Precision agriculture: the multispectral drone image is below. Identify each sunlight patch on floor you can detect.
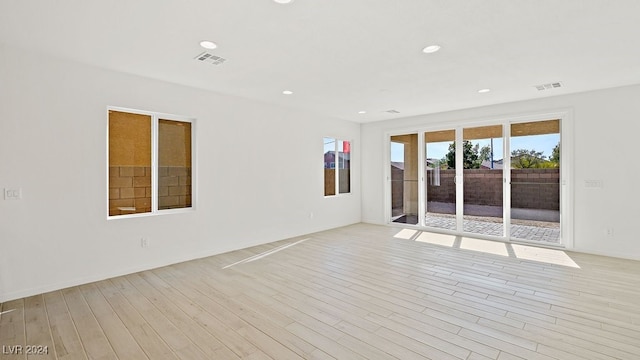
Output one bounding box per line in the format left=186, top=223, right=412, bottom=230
left=0, top=309, right=16, bottom=316
left=406, top=229, right=581, bottom=268
left=511, top=243, right=580, bottom=268
left=415, top=232, right=456, bottom=247
left=393, top=229, right=419, bottom=240
left=460, top=237, right=509, bottom=257
left=223, top=238, right=309, bottom=269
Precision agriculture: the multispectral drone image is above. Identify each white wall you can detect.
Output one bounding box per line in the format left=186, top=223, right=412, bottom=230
left=362, top=84, right=640, bottom=260
left=0, top=45, right=361, bottom=302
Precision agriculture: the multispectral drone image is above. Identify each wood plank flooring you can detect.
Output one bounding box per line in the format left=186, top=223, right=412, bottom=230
left=2, top=223, right=640, bottom=359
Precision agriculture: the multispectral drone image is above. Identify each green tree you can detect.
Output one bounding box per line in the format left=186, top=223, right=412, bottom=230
left=550, top=143, right=560, bottom=164
left=511, top=149, right=546, bottom=168
left=479, top=145, right=492, bottom=162
left=445, top=141, right=481, bottom=169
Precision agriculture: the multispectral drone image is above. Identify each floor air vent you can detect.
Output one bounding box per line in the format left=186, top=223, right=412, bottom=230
left=194, top=52, right=227, bottom=65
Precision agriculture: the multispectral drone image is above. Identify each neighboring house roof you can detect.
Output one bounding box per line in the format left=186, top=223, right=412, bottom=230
left=393, top=159, right=442, bottom=171
left=481, top=159, right=504, bottom=169
left=324, top=151, right=350, bottom=162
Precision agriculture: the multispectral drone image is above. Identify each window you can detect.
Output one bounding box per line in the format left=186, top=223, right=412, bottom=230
left=108, top=108, right=194, bottom=218
left=324, top=137, right=351, bottom=196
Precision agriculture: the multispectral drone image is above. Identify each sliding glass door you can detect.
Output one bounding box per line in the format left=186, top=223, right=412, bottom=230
left=509, top=120, right=561, bottom=244
left=424, top=130, right=456, bottom=230
left=389, top=118, right=564, bottom=246
left=390, top=134, right=419, bottom=225
left=462, top=125, right=504, bottom=236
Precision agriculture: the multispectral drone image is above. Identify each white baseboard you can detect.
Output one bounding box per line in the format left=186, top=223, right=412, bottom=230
left=0, top=248, right=230, bottom=303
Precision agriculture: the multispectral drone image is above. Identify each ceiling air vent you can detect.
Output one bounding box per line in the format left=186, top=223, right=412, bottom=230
left=385, top=109, right=400, bottom=114
left=194, top=52, right=227, bottom=65
left=534, top=82, right=562, bottom=91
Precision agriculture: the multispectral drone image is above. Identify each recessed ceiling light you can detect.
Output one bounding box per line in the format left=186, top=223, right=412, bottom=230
left=200, top=40, right=217, bottom=50
left=478, top=88, right=491, bottom=93
left=282, top=90, right=293, bottom=95
left=422, top=45, right=441, bottom=54
left=358, top=111, right=367, bottom=114
left=273, top=0, right=294, bottom=3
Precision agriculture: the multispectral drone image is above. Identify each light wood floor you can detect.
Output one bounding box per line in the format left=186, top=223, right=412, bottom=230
left=2, top=223, right=640, bottom=359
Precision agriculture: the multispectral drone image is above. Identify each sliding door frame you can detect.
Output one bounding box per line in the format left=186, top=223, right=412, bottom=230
left=384, top=109, right=573, bottom=249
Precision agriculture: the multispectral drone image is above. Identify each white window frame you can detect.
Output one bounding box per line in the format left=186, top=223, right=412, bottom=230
left=107, top=106, right=196, bottom=219
left=324, top=137, right=352, bottom=197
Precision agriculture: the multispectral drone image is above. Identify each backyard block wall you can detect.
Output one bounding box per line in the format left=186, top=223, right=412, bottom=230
left=391, top=166, right=404, bottom=210
left=109, top=166, right=192, bottom=216
left=108, top=166, right=151, bottom=216
left=158, top=166, right=192, bottom=210
left=426, top=168, right=559, bottom=210
left=510, top=168, right=559, bottom=210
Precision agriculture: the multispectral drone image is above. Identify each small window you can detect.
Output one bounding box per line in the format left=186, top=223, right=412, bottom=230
left=324, top=137, right=351, bottom=196
left=108, top=108, right=194, bottom=218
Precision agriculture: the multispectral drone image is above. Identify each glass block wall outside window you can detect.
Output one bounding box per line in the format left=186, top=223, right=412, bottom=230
left=108, top=109, right=194, bottom=218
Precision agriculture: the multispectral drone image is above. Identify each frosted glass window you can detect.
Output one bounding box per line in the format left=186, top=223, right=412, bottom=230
left=108, top=109, right=194, bottom=218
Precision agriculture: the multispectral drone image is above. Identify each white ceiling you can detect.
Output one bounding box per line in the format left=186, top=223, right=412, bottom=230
left=2, top=0, right=639, bottom=123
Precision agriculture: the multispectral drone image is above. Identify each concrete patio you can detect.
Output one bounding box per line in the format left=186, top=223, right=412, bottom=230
left=393, top=202, right=561, bottom=244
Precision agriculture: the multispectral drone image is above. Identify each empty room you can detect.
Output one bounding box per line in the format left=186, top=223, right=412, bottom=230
left=1, top=1, right=640, bottom=359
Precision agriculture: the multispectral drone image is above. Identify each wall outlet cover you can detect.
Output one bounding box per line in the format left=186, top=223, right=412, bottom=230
left=4, top=188, right=22, bottom=200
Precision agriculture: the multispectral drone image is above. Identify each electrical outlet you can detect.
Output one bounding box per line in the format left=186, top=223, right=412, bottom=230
left=585, top=180, right=603, bottom=188
left=4, top=188, right=22, bottom=200
left=605, top=228, right=614, bottom=237
left=141, top=238, right=149, bottom=248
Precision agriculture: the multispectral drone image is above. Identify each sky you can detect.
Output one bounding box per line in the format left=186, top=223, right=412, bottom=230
left=391, top=133, right=560, bottom=163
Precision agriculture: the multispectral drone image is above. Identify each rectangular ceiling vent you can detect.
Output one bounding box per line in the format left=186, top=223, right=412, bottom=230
left=385, top=109, right=400, bottom=114
left=194, top=52, right=227, bottom=65
left=534, top=82, right=562, bottom=91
